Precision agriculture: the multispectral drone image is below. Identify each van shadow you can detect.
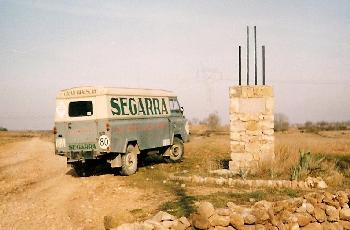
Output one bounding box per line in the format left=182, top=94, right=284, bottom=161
left=66, top=153, right=168, bottom=177
left=65, top=162, right=118, bottom=178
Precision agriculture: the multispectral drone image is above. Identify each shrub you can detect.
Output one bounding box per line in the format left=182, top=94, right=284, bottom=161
left=274, top=113, right=289, bottom=132
left=207, top=113, right=220, bottom=131
left=0, top=127, right=7, bottom=131
left=301, top=121, right=349, bottom=133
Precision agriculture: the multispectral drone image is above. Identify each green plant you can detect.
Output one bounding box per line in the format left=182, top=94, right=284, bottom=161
left=238, top=168, right=248, bottom=179
left=160, top=187, right=197, bottom=217
left=290, top=151, right=311, bottom=180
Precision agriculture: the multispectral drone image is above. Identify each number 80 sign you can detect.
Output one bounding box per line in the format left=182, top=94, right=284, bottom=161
left=98, top=135, right=110, bottom=149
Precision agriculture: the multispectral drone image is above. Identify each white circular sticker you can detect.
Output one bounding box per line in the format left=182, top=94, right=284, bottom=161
left=98, top=135, right=110, bottom=149
left=56, top=102, right=66, bottom=118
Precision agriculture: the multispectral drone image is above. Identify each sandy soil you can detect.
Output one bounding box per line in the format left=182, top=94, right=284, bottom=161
left=0, top=138, right=159, bottom=230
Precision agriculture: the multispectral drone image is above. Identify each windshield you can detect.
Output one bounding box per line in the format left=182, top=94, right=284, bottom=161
left=169, top=98, right=182, bottom=115
left=68, top=101, right=93, bottom=117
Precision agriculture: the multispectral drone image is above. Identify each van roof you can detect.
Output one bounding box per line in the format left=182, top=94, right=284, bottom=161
left=57, top=86, right=177, bottom=99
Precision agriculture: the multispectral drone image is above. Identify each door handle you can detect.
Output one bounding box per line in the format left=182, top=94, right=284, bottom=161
left=68, top=122, right=72, bottom=129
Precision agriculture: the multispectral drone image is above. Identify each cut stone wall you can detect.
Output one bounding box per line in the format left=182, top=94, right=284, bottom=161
left=229, top=86, right=275, bottom=173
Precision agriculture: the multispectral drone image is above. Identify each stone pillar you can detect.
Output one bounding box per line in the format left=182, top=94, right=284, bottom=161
left=229, top=86, right=274, bottom=173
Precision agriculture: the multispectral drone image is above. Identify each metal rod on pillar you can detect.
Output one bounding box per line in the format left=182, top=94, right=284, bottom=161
left=254, top=26, right=257, bottom=85
left=246, top=26, right=249, bottom=85
left=239, top=46, right=241, bottom=85
left=262, top=45, right=266, bottom=85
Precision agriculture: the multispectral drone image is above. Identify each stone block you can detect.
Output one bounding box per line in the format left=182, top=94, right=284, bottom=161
left=241, top=87, right=254, bottom=98
left=263, top=129, right=274, bottom=135
left=229, top=114, right=239, bottom=121
left=246, top=120, right=259, bottom=131
left=230, top=98, right=240, bottom=113
left=230, top=120, right=246, bottom=132
left=238, top=113, right=260, bottom=121
left=230, top=153, right=253, bottom=162
left=229, top=87, right=241, bottom=97
left=262, top=134, right=274, bottom=142
left=239, top=98, right=266, bottom=114
left=246, top=130, right=263, bottom=136
left=231, top=143, right=245, bottom=153
left=245, top=142, right=262, bottom=154
left=261, top=86, right=274, bottom=97
left=229, top=161, right=239, bottom=173
left=259, top=114, right=274, bottom=120
left=266, top=98, right=274, bottom=113
left=230, top=132, right=240, bottom=141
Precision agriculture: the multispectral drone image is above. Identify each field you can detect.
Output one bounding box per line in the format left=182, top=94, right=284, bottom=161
left=0, top=129, right=350, bottom=229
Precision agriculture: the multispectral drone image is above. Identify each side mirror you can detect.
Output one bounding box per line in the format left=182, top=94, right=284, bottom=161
left=180, top=107, right=184, bottom=114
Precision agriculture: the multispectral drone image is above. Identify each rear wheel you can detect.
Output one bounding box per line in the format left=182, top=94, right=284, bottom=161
left=164, top=137, right=184, bottom=163
left=120, top=145, right=138, bottom=176
left=72, top=162, right=91, bottom=177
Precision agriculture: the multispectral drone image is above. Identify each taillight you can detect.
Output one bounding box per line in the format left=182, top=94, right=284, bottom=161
left=106, top=123, right=110, bottom=131
left=53, top=127, right=57, bottom=135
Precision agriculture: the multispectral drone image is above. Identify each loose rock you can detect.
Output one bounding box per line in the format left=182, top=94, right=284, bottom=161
left=191, top=213, right=210, bottom=230
left=313, top=206, right=327, bottom=223
left=326, top=206, right=340, bottom=222
left=229, top=213, right=244, bottom=228
left=209, top=214, right=230, bottom=227
left=300, top=222, right=322, bottom=230
left=152, top=211, right=176, bottom=222
left=294, top=213, right=312, bottom=227
left=198, top=201, right=215, bottom=219
left=340, top=208, right=350, bottom=221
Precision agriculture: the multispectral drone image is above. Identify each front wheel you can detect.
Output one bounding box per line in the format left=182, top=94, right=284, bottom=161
left=164, top=137, right=184, bottom=163
left=120, top=145, right=138, bottom=176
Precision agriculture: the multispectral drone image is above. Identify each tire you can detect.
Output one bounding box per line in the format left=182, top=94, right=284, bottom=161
left=120, top=145, right=138, bottom=176
left=72, top=162, right=90, bottom=177
left=164, top=137, right=184, bottom=163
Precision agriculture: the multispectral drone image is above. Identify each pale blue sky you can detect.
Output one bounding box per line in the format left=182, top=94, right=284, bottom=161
left=1, top=0, right=350, bottom=130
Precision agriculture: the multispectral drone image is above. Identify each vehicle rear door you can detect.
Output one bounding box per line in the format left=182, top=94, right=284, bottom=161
left=61, top=99, right=98, bottom=152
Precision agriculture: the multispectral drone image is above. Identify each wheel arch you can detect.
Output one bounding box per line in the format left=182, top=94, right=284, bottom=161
left=173, top=134, right=183, bottom=143
left=124, top=139, right=141, bottom=154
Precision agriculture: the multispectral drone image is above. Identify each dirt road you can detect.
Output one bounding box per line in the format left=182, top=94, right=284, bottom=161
left=0, top=138, right=161, bottom=230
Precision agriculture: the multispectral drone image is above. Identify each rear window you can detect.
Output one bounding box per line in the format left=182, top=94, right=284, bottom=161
left=69, top=101, right=93, bottom=117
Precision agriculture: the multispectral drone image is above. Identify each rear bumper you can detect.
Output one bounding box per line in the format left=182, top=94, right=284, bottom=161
left=67, top=151, right=95, bottom=162
left=56, top=150, right=100, bottom=162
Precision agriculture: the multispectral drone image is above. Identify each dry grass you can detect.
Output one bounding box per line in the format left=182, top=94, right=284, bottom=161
left=1, top=128, right=350, bottom=217
left=0, top=131, right=45, bottom=146
left=271, top=130, right=350, bottom=182
left=275, top=130, right=350, bottom=156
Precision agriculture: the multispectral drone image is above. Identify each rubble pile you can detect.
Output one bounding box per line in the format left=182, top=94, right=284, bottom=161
left=110, top=190, right=350, bottom=230
left=169, top=174, right=328, bottom=190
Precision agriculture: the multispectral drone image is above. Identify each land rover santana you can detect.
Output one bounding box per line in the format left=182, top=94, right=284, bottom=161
left=54, top=86, right=189, bottom=176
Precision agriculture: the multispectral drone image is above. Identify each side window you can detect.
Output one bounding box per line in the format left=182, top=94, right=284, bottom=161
left=169, top=98, right=181, bottom=115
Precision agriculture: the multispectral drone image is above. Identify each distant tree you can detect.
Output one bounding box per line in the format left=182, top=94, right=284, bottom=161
left=0, top=127, right=8, bottom=131
left=190, top=118, right=199, bottom=125
left=274, top=113, right=289, bottom=132
left=207, top=112, right=221, bottom=131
